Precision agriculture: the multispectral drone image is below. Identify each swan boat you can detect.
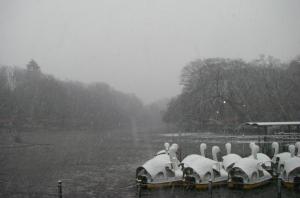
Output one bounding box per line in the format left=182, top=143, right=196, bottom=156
left=271, top=142, right=293, bottom=176
left=228, top=145, right=272, bottom=189
left=182, top=144, right=228, bottom=189
left=248, top=142, right=272, bottom=173
left=136, top=143, right=183, bottom=189
left=280, top=145, right=300, bottom=190
left=222, top=143, right=242, bottom=172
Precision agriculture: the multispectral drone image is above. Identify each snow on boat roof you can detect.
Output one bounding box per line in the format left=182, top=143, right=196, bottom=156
left=248, top=153, right=271, bottom=165
left=284, top=157, right=300, bottom=176
left=184, top=157, right=216, bottom=178
left=142, top=154, right=171, bottom=178
left=222, top=154, right=241, bottom=170
left=244, top=121, right=300, bottom=126
left=182, top=154, right=205, bottom=167
left=272, top=152, right=291, bottom=164
left=233, top=158, right=260, bottom=177
left=156, top=149, right=167, bottom=155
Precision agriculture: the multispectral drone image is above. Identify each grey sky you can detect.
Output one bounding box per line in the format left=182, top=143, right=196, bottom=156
left=0, top=0, right=300, bottom=103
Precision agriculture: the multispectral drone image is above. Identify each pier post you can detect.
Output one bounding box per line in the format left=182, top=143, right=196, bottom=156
left=277, top=177, right=281, bottom=198
left=58, top=180, right=62, bottom=198
left=208, top=179, right=212, bottom=198
left=137, top=182, right=142, bottom=198
left=171, top=184, right=175, bottom=196
left=242, top=133, right=245, bottom=156
left=258, top=136, right=261, bottom=153
left=276, top=157, right=280, bottom=176
left=263, top=135, right=267, bottom=156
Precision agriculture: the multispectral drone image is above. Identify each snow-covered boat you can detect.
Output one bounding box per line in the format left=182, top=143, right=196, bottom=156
left=248, top=142, right=272, bottom=172
left=182, top=144, right=228, bottom=189
left=222, top=143, right=242, bottom=172
left=280, top=145, right=300, bottom=190
left=228, top=145, right=272, bottom=189
left=180, top=143, right=207, bottom=170
left=271, top=142, right=293, bottom=176
left=136, top=143, right=183, bottom=189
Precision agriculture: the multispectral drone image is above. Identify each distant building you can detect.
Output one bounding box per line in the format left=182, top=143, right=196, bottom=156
left=242, top=121, right=300, bottom=135
left=26, top=59, right=41, bottom=72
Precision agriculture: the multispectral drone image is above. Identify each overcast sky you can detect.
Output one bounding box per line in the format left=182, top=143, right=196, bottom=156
left=0, top=0, right=300, bottom=103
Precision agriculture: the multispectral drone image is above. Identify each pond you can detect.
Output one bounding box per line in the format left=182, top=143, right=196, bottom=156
left=0, top=130, right=298, bottom=198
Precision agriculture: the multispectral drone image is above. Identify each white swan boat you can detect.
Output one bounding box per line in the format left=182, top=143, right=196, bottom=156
left=180, top=143, right=207, bottom=170
left=136, top=143, right=183, bottom=189
left=222, top=143, right=242, bottom=172
left=228, top=145, right=272, bottom=189
left=182, top=144, right=228, bottom=189
left=271, top=142, right=293, bottom=175
left=248, top=142, right=272, bottom=172
left=280, top=145, right=300, bottom=190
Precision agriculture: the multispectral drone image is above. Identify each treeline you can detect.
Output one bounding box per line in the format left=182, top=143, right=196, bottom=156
left=163, top=55, right=300, bottom=132
left=0, top=60, right=162, bottom=131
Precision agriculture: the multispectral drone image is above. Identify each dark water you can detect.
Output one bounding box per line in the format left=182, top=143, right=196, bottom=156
left=0, top=130, right=299, bottom=198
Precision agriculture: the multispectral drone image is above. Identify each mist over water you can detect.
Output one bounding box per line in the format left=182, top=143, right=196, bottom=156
left=1, top=0, right=300, bottom=103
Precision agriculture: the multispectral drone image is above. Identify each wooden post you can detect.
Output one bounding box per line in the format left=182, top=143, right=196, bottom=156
left=179, top=130, right=182, bottom=161
left=208, top=179, right=212, bottom=198
left=242, top=133, right=245, bottom=156
left=58, top=180, right=62, bottom=198
left=264, top=126, right=268, bottom=135
left=179, top=147, right=182, bottom=162
left=263, top=135, right=267, bottom=156
left=258, top=136, right=261, bottom=153
left=277, top=177, right=281, bottom=198
left=171, top=184, right=175, bottom=196
left=137, top=183, right=141, bottom=198
left=263, top=126, right=268, bottom=154
left=274, top=157, right=280, bottom=177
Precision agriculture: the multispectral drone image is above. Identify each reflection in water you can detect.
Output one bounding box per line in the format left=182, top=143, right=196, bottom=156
left=136, top=183, right=298, bottom=198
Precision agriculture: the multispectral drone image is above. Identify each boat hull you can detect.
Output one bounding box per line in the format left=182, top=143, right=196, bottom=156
left=194, top=180, right=227, bottom=190
left=282, top=180, right=300, bottom=190
left=138, top=180, right=184, bottom=189
left=282, top=181, right=294, bottom=189
left=228, top=179, right=270, bottom=190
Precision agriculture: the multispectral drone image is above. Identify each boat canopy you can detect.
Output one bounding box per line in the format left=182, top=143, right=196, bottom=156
left=156, top=150, right=167, bottom=155
left=248, top=153, right=271, bottom=167
left=232, top=158, right=260, bottom=177
left=182, top=154, right=205, bottom=167
left=284, top=157, right=300, bottom=176
left=222, top=154, right=241, bottom=170
left=272, top=152, right=291, bottom=164
left=142, top=154, right=171, bottom=178
left=184, top=157, right=216, bottom=178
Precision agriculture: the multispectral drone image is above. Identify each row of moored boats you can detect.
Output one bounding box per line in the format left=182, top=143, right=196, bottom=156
left=136, top=142, right=300, bottom=190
